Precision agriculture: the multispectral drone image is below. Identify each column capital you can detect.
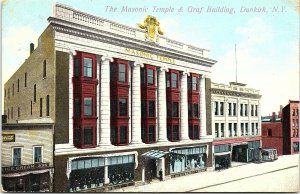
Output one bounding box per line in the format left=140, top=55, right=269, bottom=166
left=159, top=65, right=169, bottom=72
left=101, top=53, right=113, bottom=63
left=181, top=69, right=190, bottom=76
left=68, top=49, right=76, bottom=56
left=132, top=61, right=144, bottom=68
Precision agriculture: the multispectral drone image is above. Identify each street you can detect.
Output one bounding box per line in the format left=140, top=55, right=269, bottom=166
left=111, top=154, right=299, bottom=192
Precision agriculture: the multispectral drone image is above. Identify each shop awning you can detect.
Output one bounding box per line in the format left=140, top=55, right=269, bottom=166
left=2, top=168, right=51, bottom=178
left=141, top=150, right=169, bottom=159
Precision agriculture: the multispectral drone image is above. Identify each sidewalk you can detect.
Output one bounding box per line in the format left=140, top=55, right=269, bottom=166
left=109, top=154, right=299, bottom=192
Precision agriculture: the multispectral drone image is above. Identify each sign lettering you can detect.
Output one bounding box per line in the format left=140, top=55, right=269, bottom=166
left=125, top=48, right=176, bottom=64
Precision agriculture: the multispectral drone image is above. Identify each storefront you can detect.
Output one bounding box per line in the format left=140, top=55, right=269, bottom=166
left=214, top=144, right=231, bottom=170
left=247, top=141, right=261, bottom=162
left=2, top=163, right=52, bottom=192
left=169, top=146, right=207, bottom=174
left=68, top=153, right=136, bottom=192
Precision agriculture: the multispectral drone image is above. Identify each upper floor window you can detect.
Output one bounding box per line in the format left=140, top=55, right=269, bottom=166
left=167, top=125, right=180, bottom=142
left=171, top=73, right=178, bottom=88
left=40, top=98, right=43, bottom=117
left=228, top=103, right=232, bottom=116
left=220, top=123, right=224, bottom=137
left=33, top=146, right=42, bottom=163
left=166, top=73, right=170, bottom=88
left=189, top=125, right=199, bottom=140
left=240, top=104, right=244, bottom=116
left=220, top=102, right=224, bottom=116
left=43, top=60, right=47, bottom=78
left=255, top=105, right=258, bottom=116
left=148, top=101, right=155, bottom=117
left=17, top=79, right=19, bottom=92
left=83, top=58, right=93, bottom=77
left=13, top=147, right=22, bottom=166
left=215, top=123, right=219, bottom=138
left=74, top=58, right=80, bottom=77
left=252, top=123, right=255, bottom=135
left=25, top=72, right=27, bottom=87
left=118, top=64, right=126, bottom=82
left=233, top=103, right=237, bottom=116
left=245, top=104, right=248, bottom=116
left=193, top=103, right=199, bottom=117
left=46, top=95, right=50, bottom=116
left=8, top=88, right=10, bottom=99
left=241, top=123, right=244, bottom=136
left=214, top=101, right=219, bottom=115
left=119, top=98, right=127, bottom=116
left=12, top=84, right=14, bottom=96
left=228, top=123, right=232, bottom=137
left=74, top=97, right=81, bottom=116
left=34, top=84, right=36, bottom=102
left=147, top=69, right=154, bottom=85
left=192, top=76, right=198, bottom=91
left=84, top=97, right=92, bottom=116
left=84, top=127, right=93, bottom=145
left=251, top=105, right=254, bottom=116
left=234, top=123, right=237, bottom=136
left=267, top=129, right=272, bottom=136
left=18, top=107, right=20, bottom=118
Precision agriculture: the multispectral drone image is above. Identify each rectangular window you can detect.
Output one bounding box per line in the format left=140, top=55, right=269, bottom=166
left=245, top=104, right=248, bottom=116
left=141, top=100, right=146, bottom=118
left=256, top=123, right=259, bottom=135
left=221, top=123, right=224, bottom=137
left=251, top=105, right=254, bottom=116
left=148, top=101, right=155, bottom=117
left=74, top=128, right=81, bottom=145
left=147, top=69, right=154, bottom=85
left=34, top=84, right=36, bottom=102
left=234, top=123, right=237, bottom=136
left=119, top=98, right=127, bottom=116
left=171, top=73, right=178, bottom=88
left=228, top=103, right=232, bottom=116
left=84, top=127, right=93, bottom=145
left=84, top=97, right=92, bottom=116
left=8, top=108, right=10, bottom=120
left=11, top=107, right=13, bottom=119
left=13, top=147, right=21, bottom=166
left=241, top=123, right=244, bottom=136
left=120, top=126, right=127, bottom=144
left=46, top=95, right=50, bottom=116
left=110, top=63, right=115, bottom=81
left=192, top=76, right=197, bottom=91
left=255, top=105, right=258, bottom=116
left=33, top=146, right=42, bottom=163
left=17, top=79, right=19, bottom=92
left=268, top=129, right=272, bottom=136
left=12, top=84, right=14, bottom=96
left=240, top=104, right=243, bottom=116
left=8, top=88, right=10, bottom=99
left=188, top=103, right=192, bottom=117
left=74, top=98, right=81, bottom=116
left=40, top=98, right=43, bottom=117
left=43, top=60, right=47, bottom=78
left=214, top=101, right=219, bottom=115
left=245, top=123, right=249, bottom=135
left=172, top=125, right=179, bottom=141
left=18, top=107, right=20, bottom=118
left=110, top=99, right=117, bottom=117
left=215, top=123, right=219, bottom=138
left=25, top=72, right=27, bottom=87
left=110, top=126, right=117, bottom=145
left=31, top=101, right=32, bottom=115
left=83, top=58, right=93, bottom=77
left=293, top=142, right=299, bottom=152
left=193, top=104, right=199, bottom=117
left=167, top=102, right=172, bottom=117
left=193, top=125, right=199, bottom=139
left=220, top=102, right=224, bottom=115
left=172, top=102, right=179, bottom=117
left=229, top=123, right=232, bottom=137
left=233, top=103, right=237, bottom=116
left=119, top=64, right=126, bottom=82
left=166, top=73, right=170, bottom=88
left=74, top=58, right=80, bottom=77
left=252, top=123, right=254, bottom=135
left=148, top=125, right=155, bottom=143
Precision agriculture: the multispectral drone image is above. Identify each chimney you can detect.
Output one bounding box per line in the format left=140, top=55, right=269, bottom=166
left=30, top=43, right=34, bottom=54
left=272, top=112, right=276, bottom=122
left=278, top=105, right=283, bottom=118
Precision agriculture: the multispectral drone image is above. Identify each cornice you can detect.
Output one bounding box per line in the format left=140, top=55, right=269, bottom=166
left=48, top=17, right=217, bottom=67
left=211, top=88, right=261, bottom=99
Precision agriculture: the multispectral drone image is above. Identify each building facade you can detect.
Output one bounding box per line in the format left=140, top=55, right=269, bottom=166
left=211, top=82, right=262, bottom=169
left=4, top=4, right=217, bottom=192
left=282, top=100, right=299, bottom=155
left=1, top=123, right=54, bottom=192
left=261, top=111, right=283, bottom=155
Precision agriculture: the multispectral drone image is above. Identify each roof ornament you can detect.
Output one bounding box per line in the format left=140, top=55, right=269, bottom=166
left=138, top=15, right=164, bottom=43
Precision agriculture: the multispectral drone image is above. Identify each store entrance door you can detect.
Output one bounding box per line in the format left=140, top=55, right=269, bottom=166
left=232, top=144, right=248, bottom=162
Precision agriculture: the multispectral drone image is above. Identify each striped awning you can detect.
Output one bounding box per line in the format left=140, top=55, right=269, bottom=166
left=141, top=150, right=169, bottom=159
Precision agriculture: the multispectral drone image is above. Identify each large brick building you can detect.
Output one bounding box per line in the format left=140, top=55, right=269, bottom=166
left=4, top=4, right=218, bottom=192
left=211, top=82, right=262, bottom=169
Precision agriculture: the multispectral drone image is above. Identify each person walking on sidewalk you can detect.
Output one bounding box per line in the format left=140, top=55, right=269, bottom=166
left=159, top=169, right=163, bottom=181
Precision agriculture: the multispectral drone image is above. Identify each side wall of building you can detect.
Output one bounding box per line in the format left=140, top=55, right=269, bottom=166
left=205, top=78, right=212, bottom=135
left=4, top=26, right=55, bottom=124
left=261, top=122, right=283, bottom=155
left=55, top=51, right=70, bottom=144
left=282, top=105, right=291, bottom=155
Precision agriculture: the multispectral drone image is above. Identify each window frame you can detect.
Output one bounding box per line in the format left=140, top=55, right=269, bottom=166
left=46, top=95, right=50, bottom=116
left=119, top=97, right=128, bottom=117
left=43, top=60, right=47, bottom=78
left=33, top=146, right=43, bottom=164
left=111, top=125, right=128, bottom=146
left=83, top=57, right=93, bottom=78
left=147, top=68, right=155, bottom=86
left=118, top=63, right=126, bottom=82
left=40, top=98, right=43, bottom=117
left=83, top=127, right=93, bottom=145
left=83, top=97, right=93, bottom=116
left=12, top=147, right=23, bottom=166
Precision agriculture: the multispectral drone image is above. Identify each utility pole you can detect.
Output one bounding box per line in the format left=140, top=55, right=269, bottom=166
left=235, top=44, right=238, bottom=83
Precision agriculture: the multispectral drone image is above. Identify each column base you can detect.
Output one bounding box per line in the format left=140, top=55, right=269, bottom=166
left=157, top=139, right=169, bottom=143
left=130, top=141, right=143, bottom=145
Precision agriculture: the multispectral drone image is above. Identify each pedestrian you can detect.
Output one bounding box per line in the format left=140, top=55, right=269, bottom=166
left=159, top=169, right=163, bottom=181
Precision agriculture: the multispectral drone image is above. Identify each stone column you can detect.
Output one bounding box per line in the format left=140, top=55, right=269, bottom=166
left=96, top=55, right=101, bottom=145
left=199, top=75, right=207, bottom=138
left=157, top=66, right=168, bottom=142
left=224, top=98, right=229, bottom=137
left=247, top=99, right=251, bottom=135
left=237, top=98, right=241, bottom=136
left=180, top=71, right=189, bottom=141
left=258, top=103, right=261, bottom=135
left=130, top=62, right=144, bottom=144
left=104, top=158, right=109, bottom=185
left=99, top=55, right=113, bottom=146
left=68, top=49, right=76, bottom=146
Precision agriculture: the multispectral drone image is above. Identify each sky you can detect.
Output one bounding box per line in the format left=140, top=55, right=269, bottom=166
left=1, top=0, right=299, bottom=116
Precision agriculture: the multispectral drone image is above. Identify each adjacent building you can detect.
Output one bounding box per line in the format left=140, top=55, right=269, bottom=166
left=4, top=4, right=217, bottom=192
left=261, top=100, right=299, bottom=155
left=1, top=123, right=54, bottom=192
left=282, top=100, right=299, bottom=154
left=211, top=82, right=262, bottom=169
